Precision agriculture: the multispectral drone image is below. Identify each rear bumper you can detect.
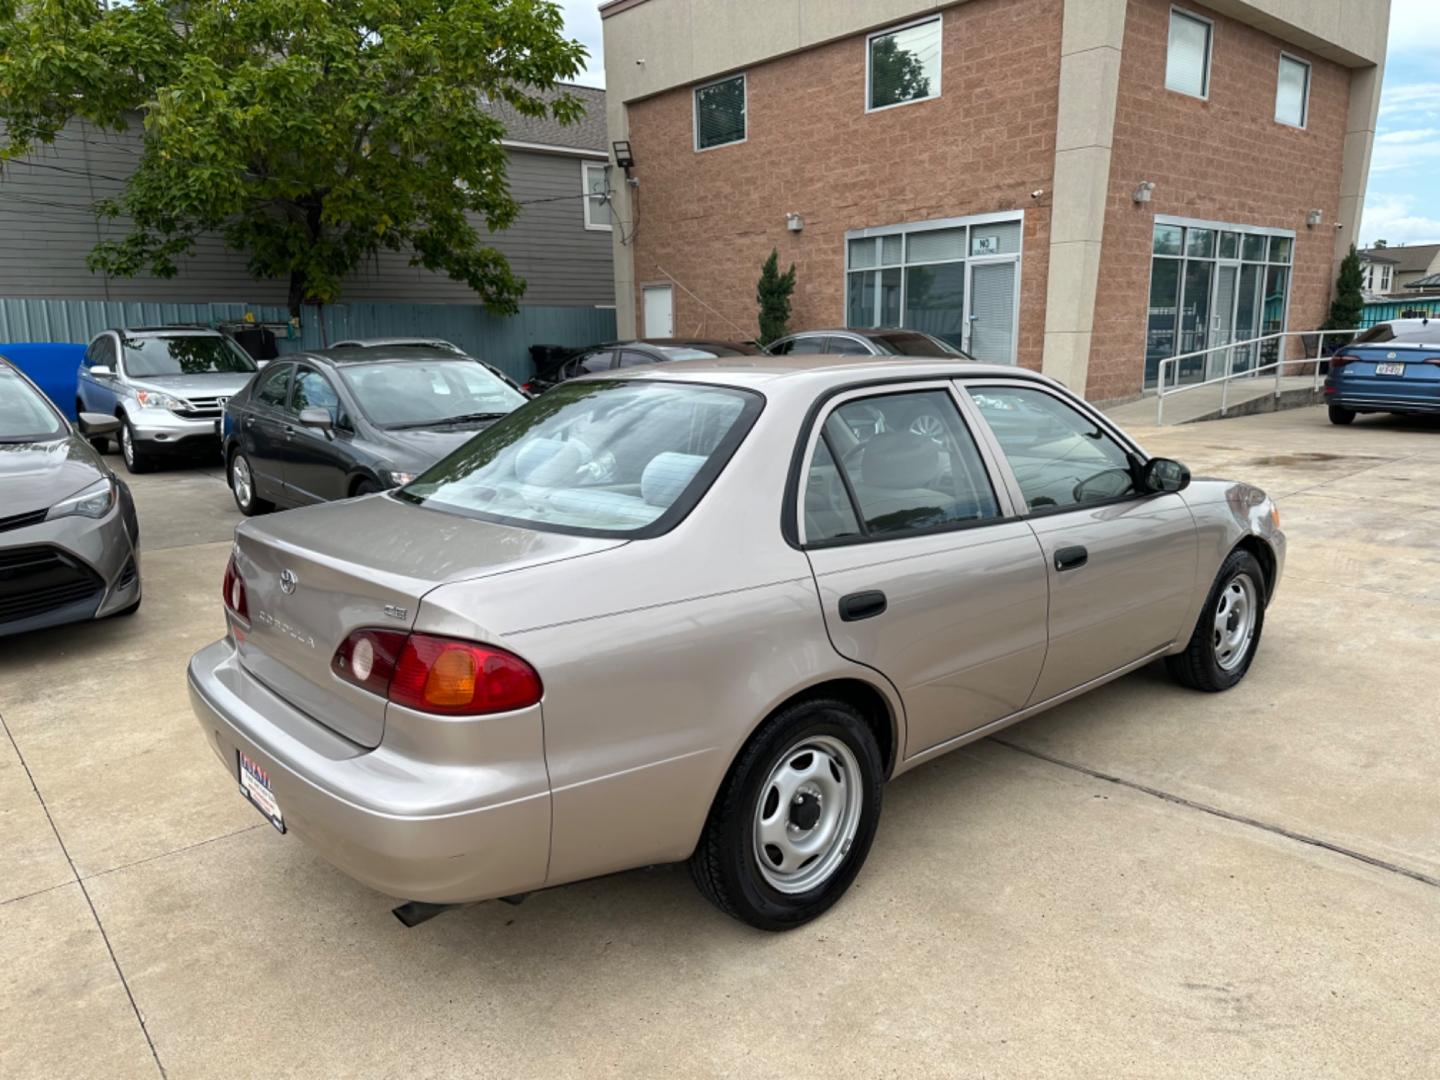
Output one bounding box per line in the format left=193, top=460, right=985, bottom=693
left=186, top=639, right=551, bottom=903
left=1327, top=376, right=1440, bottom=414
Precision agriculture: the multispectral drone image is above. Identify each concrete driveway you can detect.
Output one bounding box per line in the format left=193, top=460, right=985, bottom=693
left=3, top=407, right=1438, bottom=1079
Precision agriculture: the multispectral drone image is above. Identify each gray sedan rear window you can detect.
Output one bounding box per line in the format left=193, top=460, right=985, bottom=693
left=397, top=380, right=763, bottom=536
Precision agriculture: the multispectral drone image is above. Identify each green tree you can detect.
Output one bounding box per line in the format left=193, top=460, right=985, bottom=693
left=1322, top=244, right=1365, bottom=351
left=0, top=0, right=586, bottom=316
left=756, top=248, right=797, bottom=346
left=869, top=35, right=932, bottom=108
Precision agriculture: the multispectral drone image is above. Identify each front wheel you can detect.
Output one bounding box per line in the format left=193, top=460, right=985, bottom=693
left=1328, top=404, right=1355, bottom=425
left=1166, top=549, right=1266, bottom=692
left=119, top=419, right=154, bottom=474
left=689, top=698, right=884, bottom=931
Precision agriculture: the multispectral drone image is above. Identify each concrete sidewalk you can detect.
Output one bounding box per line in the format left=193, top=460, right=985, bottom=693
left=3, top=408, right=1439, bottom=1078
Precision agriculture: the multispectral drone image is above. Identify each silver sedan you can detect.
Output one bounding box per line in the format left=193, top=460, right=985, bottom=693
left=188, top=357, right=1284, bottom=930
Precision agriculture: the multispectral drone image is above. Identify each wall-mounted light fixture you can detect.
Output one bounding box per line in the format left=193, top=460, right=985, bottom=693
left=1132, top=181, right=1155, bottom=204
left=786, top=212, right=804, bottom=233
left=612, top=140, right=636, bottom=180
left=1306, top=208, right=1324, bottom=228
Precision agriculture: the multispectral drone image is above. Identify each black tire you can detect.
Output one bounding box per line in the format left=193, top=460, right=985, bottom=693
left=1328, top=404, right=1356, bottom=425
left=228, top=451, right=274, bottom=516
left=352, top=479, right=381, bottom=497
left=119, top=418, right=155, bottom=474
left=689, top=697, right=884, bottom=931
left=1166, top=549, right=1266, bottom=692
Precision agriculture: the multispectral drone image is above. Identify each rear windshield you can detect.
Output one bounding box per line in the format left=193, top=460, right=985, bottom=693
left=340, top=359, right=526, bottom=427
left=868, top=332, right=963, bottom=357
left=122, top=335, right=257, bottom=377
left=396, top=380, right=763, bottom=536
left=0, top=365, right=66, bottom=442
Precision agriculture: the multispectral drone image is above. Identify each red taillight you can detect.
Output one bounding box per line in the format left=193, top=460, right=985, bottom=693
left=332, top=630, right=542, bottom=715
left=1329, top=354, right=1354, bottom=371
left=222, top=555, right=249, bottom=620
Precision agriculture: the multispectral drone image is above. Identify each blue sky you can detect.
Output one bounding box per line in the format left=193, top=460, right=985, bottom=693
left=559, top=0, right=1439, bottom=246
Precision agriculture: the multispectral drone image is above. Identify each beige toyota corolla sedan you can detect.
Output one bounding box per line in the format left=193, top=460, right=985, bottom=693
left=188, top=357, right=1284, bottom=930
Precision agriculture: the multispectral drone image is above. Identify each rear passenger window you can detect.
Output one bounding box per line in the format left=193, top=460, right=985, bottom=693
left=254, top=365, right=291, bottom=408
left=802, top=389, right=1000, bottom=543
left=828, top=337, right=872, bottom=356
left=788, top=337, right=830, bottom=355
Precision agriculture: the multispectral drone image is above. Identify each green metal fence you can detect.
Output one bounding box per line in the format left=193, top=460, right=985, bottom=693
left=0, top=298, right=616, bottom=380
left=1360, top=297, right=1440, bottom=328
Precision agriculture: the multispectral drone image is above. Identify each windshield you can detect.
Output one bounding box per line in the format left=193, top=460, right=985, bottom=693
left=0, top=365, right=66, bottom=442
left=340, top=359, right=526, bottom=427
left=397, top=380, right=763, bottom=535
left=121, top=335, right=257, bottom=377
left=869, top=332, right=963, bottom=357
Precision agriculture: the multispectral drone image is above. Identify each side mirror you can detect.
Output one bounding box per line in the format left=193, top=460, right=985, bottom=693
left=78, top=413, right=121, bottom=437
left=1141, top=457, right=1190, bottom=494
left=298, top=407, right=334, bottom=433
left=89, top=364, right=113, bottom=377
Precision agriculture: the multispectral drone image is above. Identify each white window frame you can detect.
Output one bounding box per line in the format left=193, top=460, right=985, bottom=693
left=865, top=14, right=943, bottom=114
left=1275, top=52, right=1311, bottom=129
left=692, top=72, right=747, bottom=153
left=581, top=161, right=612, bottom=232
left=1165, top=6, right=1213, bottom=101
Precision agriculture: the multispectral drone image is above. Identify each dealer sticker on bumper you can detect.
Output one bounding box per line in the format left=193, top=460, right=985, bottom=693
left=238, top=749, right=285, bottom=833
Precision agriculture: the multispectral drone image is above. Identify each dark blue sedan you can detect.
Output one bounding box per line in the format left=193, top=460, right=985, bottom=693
left=1325, top=319, right=1440, bottom=425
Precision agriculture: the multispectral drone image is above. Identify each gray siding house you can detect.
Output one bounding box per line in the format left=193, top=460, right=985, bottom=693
left=0, top=84, right=615, bottom=377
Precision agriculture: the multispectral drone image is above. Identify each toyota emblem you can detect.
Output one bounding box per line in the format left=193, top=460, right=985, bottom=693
left=279, top=569, right=298, bottom=595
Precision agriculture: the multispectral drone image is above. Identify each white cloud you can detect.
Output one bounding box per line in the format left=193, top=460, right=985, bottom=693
left=1387, top=0, right=1440, bottom=55
left=1376, top=127, right=1440, bottom=144
left=1360, top=194, right=1440, bottom=247
left=558, top=0, right=606, bottom=87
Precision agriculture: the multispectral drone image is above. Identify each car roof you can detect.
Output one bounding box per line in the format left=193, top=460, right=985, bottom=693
left=287, top=346, right=481, bottom=366
left=103, top=326, right=225, bottom=338
left=583, top=354, right=1056, bottom=392
left=331, top=336, right=459, bottom=348
left=780, top=328, right=934, bottom=340
left=590, top=338, right=761, bottom=352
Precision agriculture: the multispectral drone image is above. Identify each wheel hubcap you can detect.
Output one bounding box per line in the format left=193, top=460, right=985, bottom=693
left=121, top=424, right=133, bottom=465
left=232, top=457, right=253, bottom=507
left=1212, top=572, right=1258, bottom=671
left=752, top=734, right=863, bottom=894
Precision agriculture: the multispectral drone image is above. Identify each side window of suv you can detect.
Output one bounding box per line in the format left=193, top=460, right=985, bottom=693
left=87, top=336, right=116, bottom=370
left=254, top=364, right=292, bottom=409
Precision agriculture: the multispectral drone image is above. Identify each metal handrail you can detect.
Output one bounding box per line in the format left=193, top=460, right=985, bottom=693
left=1155, top=328, right=1364, bottom=424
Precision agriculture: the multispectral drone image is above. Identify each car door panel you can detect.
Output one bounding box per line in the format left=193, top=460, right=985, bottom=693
left=282, top=366, right=351, bottom=504
left=243, top=364, right=293, bottom=503
left=799, top=384, right=1049, bottom=758
left=963, top=381, right=1200, bottom=703
left=1023, top=496, right=1197, bottom=702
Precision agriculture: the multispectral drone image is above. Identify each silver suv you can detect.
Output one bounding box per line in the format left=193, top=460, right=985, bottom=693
left=77, top=327, right=261, bottom=473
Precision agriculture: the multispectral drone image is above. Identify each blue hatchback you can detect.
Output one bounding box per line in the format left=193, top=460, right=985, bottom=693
left=1324, top=319, right=1440, bottom=425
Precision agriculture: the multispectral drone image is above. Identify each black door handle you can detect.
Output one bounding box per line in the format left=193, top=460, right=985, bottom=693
left=839, top=590, right=887, bottom=622
left=1054, top=545, right=1088, bottom=572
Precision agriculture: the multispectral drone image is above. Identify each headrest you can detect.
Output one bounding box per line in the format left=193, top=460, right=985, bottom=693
left=515, top=438, right=582, bottom=485
left=641, top=452, right=705, bottom=507
left=860, top=432, right=940, bottom=489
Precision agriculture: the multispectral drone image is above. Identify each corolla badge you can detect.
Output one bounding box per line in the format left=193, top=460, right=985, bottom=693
left=279, top=569, right=298, bottom=595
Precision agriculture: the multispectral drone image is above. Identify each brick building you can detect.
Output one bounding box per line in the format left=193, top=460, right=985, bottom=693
left=597, top=0, right=1389, bottom=402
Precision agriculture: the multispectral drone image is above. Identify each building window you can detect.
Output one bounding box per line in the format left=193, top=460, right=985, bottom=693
left=867, top=16, right=942, bottom=112
left=1275, top=53, right=1311, bottom=127
left=844, top=214, right=1022, bottom=363
left=1166, top=8, right=1212, bottom=99
left=694, top=74, right=746, bottom=151
left=1147, top=218, right=1296, bottom=389
left=582, top=162, right=611, bottom=231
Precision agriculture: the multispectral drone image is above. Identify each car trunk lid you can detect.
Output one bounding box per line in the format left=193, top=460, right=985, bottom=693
left=231, top=493, right=624, bottom=747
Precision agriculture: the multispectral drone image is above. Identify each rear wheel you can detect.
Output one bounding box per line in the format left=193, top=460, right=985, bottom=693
left=229, top=452, right=273, bottom=515
left=1166, top=549, right=1265, bottom=692
left=689, top=698, right=884, bottom=931
left=1328, top=404, right=1355, bottom=425
left=119, top=419, right=157, bottom=474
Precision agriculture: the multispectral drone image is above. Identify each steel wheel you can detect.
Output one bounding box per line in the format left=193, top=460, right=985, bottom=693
left=231, top=455, right=254, bottom=509
left=1213, top=571, right=1258, bottom=671
left=752, top=734, right=864, bottom=895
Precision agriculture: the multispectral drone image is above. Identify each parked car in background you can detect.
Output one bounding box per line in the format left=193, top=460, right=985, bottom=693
left=77, top=326, right=261, bottom=474
left=766, top=328, right=970, bottom=359
left=332, top=337, right=466, bottom=354
left=224, top=346, right=527, bottom=515
left=1325, top=319, right=1440, bottom=425
left=1, top=354, right=141, bottom=636
left=189, top=356, right=1283, bottom=931
left=522, top=338, right=762, bottom=394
